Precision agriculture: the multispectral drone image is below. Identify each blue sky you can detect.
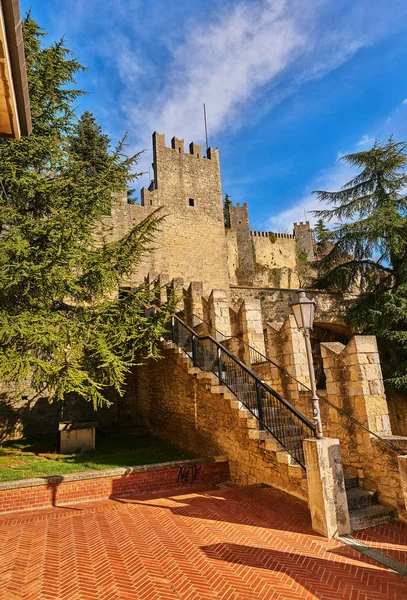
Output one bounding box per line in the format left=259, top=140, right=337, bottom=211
left=22, top=0, right=407, bottom=231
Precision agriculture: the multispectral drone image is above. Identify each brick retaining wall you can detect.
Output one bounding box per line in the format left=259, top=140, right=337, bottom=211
left=0, top=456, right=229, bottom=514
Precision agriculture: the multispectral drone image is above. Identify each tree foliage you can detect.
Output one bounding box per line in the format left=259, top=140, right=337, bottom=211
left=312, top=138, right=407, bottom=391
left=223, top=193, right=232, bottom=228
left=314, top=218, right=330, bottom=245
left=0, top=16, right=172, bottom=408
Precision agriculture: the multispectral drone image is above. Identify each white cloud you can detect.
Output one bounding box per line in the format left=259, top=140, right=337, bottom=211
left=403, top=98, right=407, bottom=105
left=357, top=134, right=375, bottom=146
left=122, top=0, right=379, bottom=152
left=128, top=1, right=307, bottom=146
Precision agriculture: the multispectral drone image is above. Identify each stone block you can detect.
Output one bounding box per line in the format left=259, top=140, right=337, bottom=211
left=59, top=422, right=96, bottom=454
left=303, top=437, right=351, bottom=538
left=353, top=336, right=378, bottom=354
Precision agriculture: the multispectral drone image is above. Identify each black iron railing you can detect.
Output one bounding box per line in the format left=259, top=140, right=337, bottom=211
left=164, top=315, right=316, bottom=469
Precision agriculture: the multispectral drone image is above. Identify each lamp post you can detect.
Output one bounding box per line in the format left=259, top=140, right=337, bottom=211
left=290, top=290, right=323, bottom=438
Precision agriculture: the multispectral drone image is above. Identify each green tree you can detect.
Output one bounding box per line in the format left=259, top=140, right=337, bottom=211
left=314, top=218, right=330, bottom=246
left=69, top=111, right=111, bottom=175
left=223, top=193, right=232, bottom=228
left=312, top=138, right=407, bottom=391
left=0, top=16, right=172, bottom=409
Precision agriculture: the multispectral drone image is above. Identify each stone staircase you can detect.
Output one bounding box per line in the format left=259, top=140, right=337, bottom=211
left=345, top=476, right=396, bottom=531
left=163, top=340, right=308, bottom=495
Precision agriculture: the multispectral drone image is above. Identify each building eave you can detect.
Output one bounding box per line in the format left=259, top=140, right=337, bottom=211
left=0, top=0, right=31, bottom=139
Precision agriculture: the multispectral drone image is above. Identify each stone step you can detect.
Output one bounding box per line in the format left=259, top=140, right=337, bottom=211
left=346, top=488, right=376, bottom=510
left=344, top=477, right=359, bottom=490
left=248, top=429, right=272, bottom=441
left=350, top=504, right=396, bottom=531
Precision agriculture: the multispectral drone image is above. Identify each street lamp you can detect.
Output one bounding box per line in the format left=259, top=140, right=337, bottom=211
left=290, top=290, right=323, bottom=438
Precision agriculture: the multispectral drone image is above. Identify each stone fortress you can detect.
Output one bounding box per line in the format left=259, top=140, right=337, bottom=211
left=98, top=131, right=315, bottom=295
left=4, top=130, right=407, bottom=536
left=112, top=132, right=407, bottom=535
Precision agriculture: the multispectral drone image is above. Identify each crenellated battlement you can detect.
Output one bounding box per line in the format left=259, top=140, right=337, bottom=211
left=153, top=131, right=219, bottom=162
left=250, top=231, right=294, bottom=239
left=294, top=221, right=311, bottom=229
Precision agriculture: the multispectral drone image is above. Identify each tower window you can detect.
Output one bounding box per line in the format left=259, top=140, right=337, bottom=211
left=189, top=198, right=195, bottom=207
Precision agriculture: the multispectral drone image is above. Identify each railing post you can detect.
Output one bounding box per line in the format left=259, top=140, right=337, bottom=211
left=171, top=316, right=176, bottom=342
left=192, top=335, right=197, bottom=366
left=256, top=381, right=264, bottom=429
left=217, top=346, right=223, bottom=381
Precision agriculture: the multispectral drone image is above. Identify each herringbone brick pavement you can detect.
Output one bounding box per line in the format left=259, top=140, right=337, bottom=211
left=0, top=485, right=406, bottom=599
left=354, top=521, right=407, bottom=566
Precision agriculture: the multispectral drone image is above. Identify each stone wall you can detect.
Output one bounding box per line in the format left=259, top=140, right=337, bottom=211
left=132, top=342, right=307, bottom=500
left=251, top=231, right=297, bottom=269
left=0, top=384, right=121, bottom=441
left=230, top=285, right=357, bottom=330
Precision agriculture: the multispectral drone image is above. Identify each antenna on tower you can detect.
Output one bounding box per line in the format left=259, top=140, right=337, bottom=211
left=203, top=103, right=209, bottom=155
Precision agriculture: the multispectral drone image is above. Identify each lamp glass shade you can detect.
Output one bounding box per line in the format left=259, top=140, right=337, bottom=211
left=300, top=300, right=315, bottom=330
left=290, top=291, right=316, bottom=330
left=291, top=302, right=304, bottom=329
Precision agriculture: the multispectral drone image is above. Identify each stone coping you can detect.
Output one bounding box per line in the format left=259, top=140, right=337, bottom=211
left=0, top=455, right=229, bottom=491
left=58, top=421, right=98, bottom=431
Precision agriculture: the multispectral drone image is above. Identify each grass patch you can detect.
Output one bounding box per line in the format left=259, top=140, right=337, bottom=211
left=0, top=434, right=196, bottom=482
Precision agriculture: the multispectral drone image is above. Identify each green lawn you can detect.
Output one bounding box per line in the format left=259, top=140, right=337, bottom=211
left=0, top=434, right=196, bottom=482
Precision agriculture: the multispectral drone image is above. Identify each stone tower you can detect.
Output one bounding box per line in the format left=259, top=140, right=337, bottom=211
left=294, top=221, right=315, bottom=261
left=99, top=132, right=230, bottom=294
left=229, top=203, right=255, bottom=284
left=138, top=133, right=230, bottom=293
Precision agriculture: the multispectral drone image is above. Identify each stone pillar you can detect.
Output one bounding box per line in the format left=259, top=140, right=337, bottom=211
left=156, top=273, right=169, bottom=305
left=167, top=277, right=184, bottom=312
left=321, top=336, right=392, bottom=436
left=266, top=316, right=310, bottom=405
left=303, top=437, right=351, bottom=538
left=239, top=299, right=266, bottom=363
left=184, top=282, right=204, bottom=328
left=208, top=289, right=232, bottom=340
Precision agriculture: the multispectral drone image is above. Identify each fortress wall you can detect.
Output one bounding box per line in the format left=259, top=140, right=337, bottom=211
left=251, top=232, right=297, bottom=269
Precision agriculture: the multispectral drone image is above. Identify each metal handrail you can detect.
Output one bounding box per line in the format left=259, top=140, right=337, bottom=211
left=190, top=315, right=407, bottom=456
left=173, top=315, right=315, bottom=429
left=190, top=313, right=312, bottom=392
left=166, top=314, right=316, bottom=468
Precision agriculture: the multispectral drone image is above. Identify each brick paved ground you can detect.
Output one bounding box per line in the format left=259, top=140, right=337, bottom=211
left=0, top=485, right=406, bottom=600
left=354, top=521, right=407, bottom=566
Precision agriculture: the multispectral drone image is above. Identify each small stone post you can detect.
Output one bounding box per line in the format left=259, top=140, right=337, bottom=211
left=303, top=437, right=351, bottom=538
